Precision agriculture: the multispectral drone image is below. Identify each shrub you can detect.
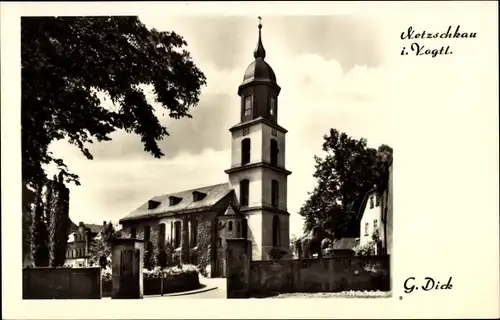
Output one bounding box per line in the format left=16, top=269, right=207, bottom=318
left=143, top=264, right=199, bottom=280
left=268, top=247, right=287, bottom=260
left=101, top=267, right=112, bottom=282
left=353, top=241, right=376, bottom=256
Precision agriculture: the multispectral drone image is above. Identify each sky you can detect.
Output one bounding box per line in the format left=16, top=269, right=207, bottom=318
left=46, top=15, right=393, bottom=237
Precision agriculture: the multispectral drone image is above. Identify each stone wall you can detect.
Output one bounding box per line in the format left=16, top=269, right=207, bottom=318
left=226, top=239, right=391, bottom=298
left=195, top=217, right=216, bottom=277
left=248, top=256, right=390, bottom=296
left=23, top=267, right=102, bottom=299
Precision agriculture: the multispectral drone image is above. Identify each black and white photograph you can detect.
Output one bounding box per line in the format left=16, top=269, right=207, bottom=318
left=20, top=12, right=394, bottom=300
left=2, top=1, right=499, bottom=319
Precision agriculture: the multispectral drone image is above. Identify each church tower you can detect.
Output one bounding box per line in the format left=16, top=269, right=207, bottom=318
left=225, top=19, right=292, bottom=260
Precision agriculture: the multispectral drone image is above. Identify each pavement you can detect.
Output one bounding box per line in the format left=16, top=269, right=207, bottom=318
left=103, top=276, right=227, bottom=299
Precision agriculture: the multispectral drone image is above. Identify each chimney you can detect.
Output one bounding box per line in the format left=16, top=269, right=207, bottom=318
left=78, top=222, right=84, bottom=227
left=103, top=221, right=107, bottom=226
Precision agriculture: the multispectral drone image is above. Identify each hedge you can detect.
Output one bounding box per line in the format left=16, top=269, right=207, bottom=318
left=101, top=265, right=200, bottom=297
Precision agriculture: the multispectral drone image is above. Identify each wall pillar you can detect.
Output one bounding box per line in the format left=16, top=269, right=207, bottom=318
left=180, top=215, right=190, bottom=264
left=111, top=238, right=144, bottom=299
left=226, top=238, right=251, bottom=298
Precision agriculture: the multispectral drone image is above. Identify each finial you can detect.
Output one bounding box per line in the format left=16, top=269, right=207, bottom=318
left=254, top=16, right=266, bottom=59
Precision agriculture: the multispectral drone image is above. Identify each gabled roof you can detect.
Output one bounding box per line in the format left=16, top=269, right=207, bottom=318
left=85, top=224, right=103, bottom=234
left=356, top=187, right=378, bottom=222
left=119, top=182, right=233, bottom=223
left=332, top=237, right=359, bottom=250
left=224, top=203, right=238, bottom=216
left=220, top=203, right=243, bottom=218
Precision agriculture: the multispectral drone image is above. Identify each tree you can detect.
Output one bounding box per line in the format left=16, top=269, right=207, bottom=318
left=26, top=174, right=71, bottom=267
left=22, top=16, right=207, bottom=188
left=30, top=184, right=49, bottom=267
left=89, top=221, right=115, bottom=267
left=47, top=173, right=70, bottom=266
left=298, top=128, right=393, bottom=239
left=143, top=241, right=156, bottom=270
left=22, top=184, right=36, bottom=265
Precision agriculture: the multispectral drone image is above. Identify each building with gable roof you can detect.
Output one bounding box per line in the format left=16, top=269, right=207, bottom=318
left=119, top=20, right=292, bottom=277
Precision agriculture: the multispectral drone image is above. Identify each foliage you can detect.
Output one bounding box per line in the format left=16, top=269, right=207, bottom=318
left=47, top=173, right=70, bottom=266
left=23, top=185, right=36, bottom=264
left=289, top=235, right=298, bottom=256
left=101, top=266, right=112, bottom=282
left=323, top=247, right=335, bottom=258
left=321, top=237, right=333, bottom=250
left=298, top=128, right=393, bottom=239
left=22, top=16, right=207, bottom=188
left=89, top=221, right=115, bottom=267
left=143, top=241, right=156, bottom=271
left=156, top=250, right=168, bottom=269
left=143, top=265, right=199, bottom=280
left=267, top=247, right=288, bottom=261
left=30, top=184, right=49, bottom=266
left=353, top=241, right=376, bottom=256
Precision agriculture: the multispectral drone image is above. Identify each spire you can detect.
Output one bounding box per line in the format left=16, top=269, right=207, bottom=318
left=253, top=16, right=266, bottom=60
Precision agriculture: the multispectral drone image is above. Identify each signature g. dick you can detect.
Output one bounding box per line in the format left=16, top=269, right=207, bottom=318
left=403, top=277, right=453, bottom=294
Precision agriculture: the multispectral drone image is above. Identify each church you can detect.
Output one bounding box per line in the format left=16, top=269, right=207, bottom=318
left=119, top=21, right=292, bottom=277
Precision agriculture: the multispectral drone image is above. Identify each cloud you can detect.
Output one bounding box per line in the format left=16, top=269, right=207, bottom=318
left=46, top=15, right=391, bottom=237
left=138, top=15, right=383, bottom=72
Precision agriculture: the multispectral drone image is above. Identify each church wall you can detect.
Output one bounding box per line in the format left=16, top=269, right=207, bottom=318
left=261, top=125, right=286, bottom=168
left=245, top=212, right=263, bottom=260
left=261, top=167, right=288, bottom=211
left=260, top=211, right=291, bottom=259
left=230, top=123, right=264, bottom=167
left=228, top=167, right=263, bottom=207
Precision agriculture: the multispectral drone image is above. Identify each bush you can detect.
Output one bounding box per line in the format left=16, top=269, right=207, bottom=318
left=101, top=264, right=200, bottom=296
left=101, top=267, right=112, bottom=282
left=268, top=247, right=287, bottom=260
left=143, top=264, right=199, bottom=280
left=353, top=241, right=376, bottom=256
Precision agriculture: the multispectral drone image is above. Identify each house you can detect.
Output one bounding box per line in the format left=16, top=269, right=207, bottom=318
left=64, top=222, right=103, bottom=267
left=358, top=158, right=393, bottom=255
left=331, top=237, right=359, bottom=257
left=118, top=21, right=292, bottom=277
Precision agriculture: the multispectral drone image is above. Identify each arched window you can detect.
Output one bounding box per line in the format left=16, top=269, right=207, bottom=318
left=241, top=138, right=251, bottom=165
left=240, top=179, right=249, bottom=207
left=242, top=219, right=248, bottom=239
left=244, top=96, right=252, bottom=116
left=174, top=221, right=181, bottom=248
left=271, top=180, right=279, bottom=207
left=190, top=219, right=197, bottom=247
left=159, top=223, right=166, bottom=249
left=272, top=216, right=280, bottom=247
left=228, top=221, right=233, bottom=231
left=269, top=97, right=276, bottom=116
left=270, top=139, right=279, bottom=166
